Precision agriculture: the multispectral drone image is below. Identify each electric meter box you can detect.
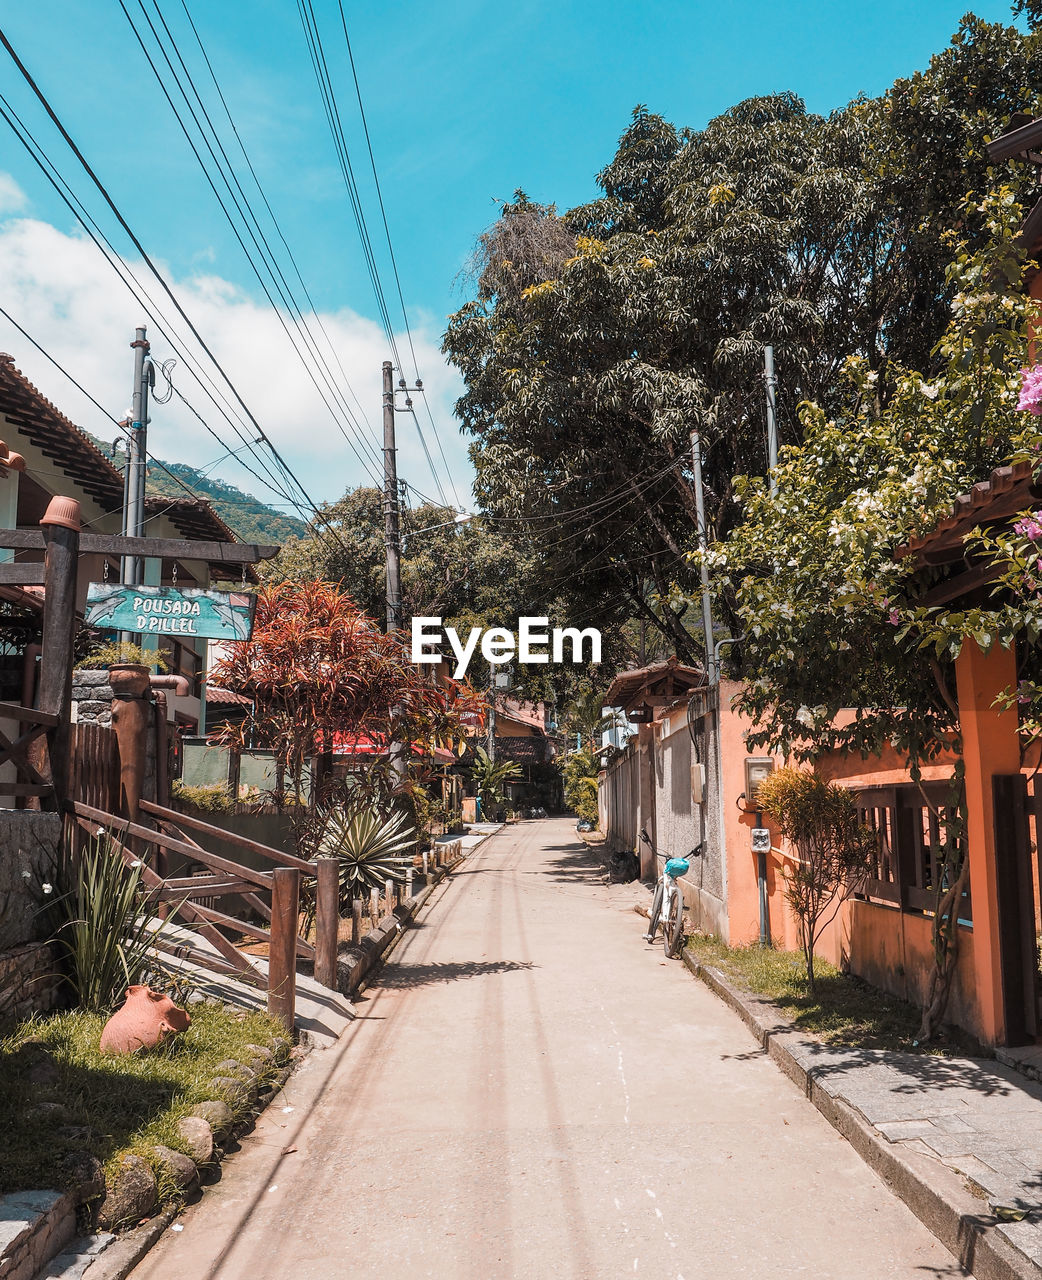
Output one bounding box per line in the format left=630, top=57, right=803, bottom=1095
left=691, top=761, right=706, bottom=805
left=751, top=827, right=771, bottom=853
left=744, top=756, right=775, bottom=802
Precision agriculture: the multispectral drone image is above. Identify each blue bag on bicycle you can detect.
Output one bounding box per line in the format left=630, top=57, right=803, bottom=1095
left=664, top=857, right=690, bottom=879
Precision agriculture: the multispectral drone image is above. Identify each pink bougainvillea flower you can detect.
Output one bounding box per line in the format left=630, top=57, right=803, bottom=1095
left=888, top=608, right=900, bottom=625
left=1014, top=512, right=1042, bottom=542
left=1018, top=366, right=1042, bottom=414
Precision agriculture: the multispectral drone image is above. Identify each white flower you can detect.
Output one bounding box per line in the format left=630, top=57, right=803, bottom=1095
left=129, top=860, right=142, bottom=869
left=41, top=883, right=52, bottom=895
left=21, top=869, right=31, bottom=880
left=796, top=705, right=815, bottom=728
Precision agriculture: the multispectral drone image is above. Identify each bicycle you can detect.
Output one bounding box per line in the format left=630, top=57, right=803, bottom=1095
left=640, top=829, right=703, bottom=958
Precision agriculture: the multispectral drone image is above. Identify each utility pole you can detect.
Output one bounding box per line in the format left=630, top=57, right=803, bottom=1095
left=690, top=426, right=716, bottom=686
left=382, top=360, right=402, bottom=635
left=122, top=326, right=150, bottom=588
left=764, top=345, right=778, bottom=496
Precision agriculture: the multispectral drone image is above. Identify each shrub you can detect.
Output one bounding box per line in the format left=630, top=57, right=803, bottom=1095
left=562, top=747, right=599, bottom=826
left=756, top=768, right=877, bottom=991
left=170, top=780, right=234, bottom=813
left=50, top=834, right=169, bottom=1013
left=315, top=804, right=416, bottom=912
left=78, top=641, right=169, bottom=671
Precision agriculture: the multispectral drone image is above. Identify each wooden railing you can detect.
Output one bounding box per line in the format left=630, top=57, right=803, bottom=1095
left=67, top=798, right=341, bottom=1032
left=854, top=781, right=971, bottom=921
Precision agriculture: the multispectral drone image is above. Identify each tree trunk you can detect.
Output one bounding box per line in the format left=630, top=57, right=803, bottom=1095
left=917, top=857, right=969, bottom=1041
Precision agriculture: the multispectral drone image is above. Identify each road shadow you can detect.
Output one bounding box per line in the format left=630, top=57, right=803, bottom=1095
left=538, top=843, right=605, bottom=883
left=373, top=959, right=536, bottom=990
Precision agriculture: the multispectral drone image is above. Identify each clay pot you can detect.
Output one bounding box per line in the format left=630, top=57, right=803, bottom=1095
left=100, top=985, right=191, bottom=1054
left=107, top=662, right=151, bottom=698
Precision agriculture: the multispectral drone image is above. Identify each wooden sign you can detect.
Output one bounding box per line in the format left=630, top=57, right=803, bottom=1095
left=85, top=584, right=256, bottom=641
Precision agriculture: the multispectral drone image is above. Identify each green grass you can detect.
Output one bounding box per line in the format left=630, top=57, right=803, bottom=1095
left=684, top=934, right=973, bottom=1055
left=0, top=1003, right=287, bottom=1197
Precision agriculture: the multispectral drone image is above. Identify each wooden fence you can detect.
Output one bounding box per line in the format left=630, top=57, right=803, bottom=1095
left=69, top=721, right=120, bottom=813
left=855, top=781, right=972, bottom=921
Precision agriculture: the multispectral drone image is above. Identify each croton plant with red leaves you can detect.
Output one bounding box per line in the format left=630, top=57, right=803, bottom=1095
left=209, top=581, right=485, bottom=803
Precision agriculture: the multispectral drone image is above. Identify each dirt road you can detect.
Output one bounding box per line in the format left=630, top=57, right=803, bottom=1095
left=131, top=818, right=966, bottom=1280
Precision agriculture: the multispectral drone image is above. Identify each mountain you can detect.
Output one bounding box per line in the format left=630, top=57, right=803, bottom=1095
left=83, top=430, right=308, bottom=546
left=144, top=461, right=308, bottom=546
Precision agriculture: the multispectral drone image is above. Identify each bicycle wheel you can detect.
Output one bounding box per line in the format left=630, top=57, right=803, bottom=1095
left=663, top=882, right=685, bottom=958
left=645, top=881, right=663, bottom=943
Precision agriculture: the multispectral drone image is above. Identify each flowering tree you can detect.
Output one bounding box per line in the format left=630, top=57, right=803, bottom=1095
left=209, top=581, right=484, bottom=806
left=702, top=191, right=1042, bottom=1037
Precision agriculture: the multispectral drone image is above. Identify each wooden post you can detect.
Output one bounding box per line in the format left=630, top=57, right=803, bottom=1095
left=406, top=868, right=414, bottom=901
left=351, top=897, right=362, bottom=945
left=422, top=849, right=429, bottom=877
left=370, top=886, right=379, bottom=926
left=385, top=877, right=394, bottom=916
left=268, top=867, right=299, bottom=1034
left=38, top=498, right=81, bottom=809
left=314, top=857, right=339, bottom=990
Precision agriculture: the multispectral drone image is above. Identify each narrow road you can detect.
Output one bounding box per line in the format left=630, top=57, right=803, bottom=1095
left=133, top=819, right=966, bottom=1280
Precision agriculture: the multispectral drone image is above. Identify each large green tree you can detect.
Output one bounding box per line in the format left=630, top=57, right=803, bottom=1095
left=705, top=193, right=1040, bottom=1036
left=443, top=13, right=1042, bottom=664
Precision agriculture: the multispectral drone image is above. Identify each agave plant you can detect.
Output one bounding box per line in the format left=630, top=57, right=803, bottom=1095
left=316, top=804, right=416, bottom=910
left=51, top=833, right=168, bottom=1014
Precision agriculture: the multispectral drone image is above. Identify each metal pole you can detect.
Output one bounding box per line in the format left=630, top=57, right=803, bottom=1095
left=124, top=327, right=150, bottom=589
left=690, top=427, right=716, bottom=685
left=764, top=345, right=778, bottom=496
left=382, top=360, right=402, bottom=635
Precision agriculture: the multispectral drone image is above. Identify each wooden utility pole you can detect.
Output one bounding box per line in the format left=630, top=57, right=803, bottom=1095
left=268, top=867, right=300, bottom=1033
left=382, top=360, right=402, bottom=635
left=690, top=427, right=715, bottom=685
left=38, top=496, right=81, bottom=809
left=123, top=326, right=151, bottom=590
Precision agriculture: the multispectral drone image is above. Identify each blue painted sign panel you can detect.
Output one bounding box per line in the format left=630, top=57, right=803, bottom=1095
left=85, top=584, right=256, bottom=641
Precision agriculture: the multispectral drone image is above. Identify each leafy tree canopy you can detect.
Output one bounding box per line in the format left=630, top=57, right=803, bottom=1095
left=443, top=14, right=1042, bottom=665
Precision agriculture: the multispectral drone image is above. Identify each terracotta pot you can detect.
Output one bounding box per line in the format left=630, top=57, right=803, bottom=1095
left=100, top=985, right=191, bottom=1055
left=107, top=663, right=151, bottom=698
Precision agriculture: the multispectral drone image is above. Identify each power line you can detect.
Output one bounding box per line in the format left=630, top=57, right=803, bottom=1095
left=0, top=81, right=302, bottom=513
left=0, top=27, right=325, bottom=519
left=335, top=3, right=462, bottom=509
left=0, top=301, right=307, bottom=544
left=0, top=26, right=354, bottom=562
left=177, top=0, right=383, bottom=465
left=120, top=0, right=387, bottom=490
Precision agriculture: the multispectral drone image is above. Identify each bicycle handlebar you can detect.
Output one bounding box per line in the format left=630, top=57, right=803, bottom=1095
left=639, top=829, right=703, bottom=860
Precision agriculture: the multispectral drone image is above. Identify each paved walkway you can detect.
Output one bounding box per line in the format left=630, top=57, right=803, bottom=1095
left=764, top=1028, right=1042, bottom=1268
left=129, top=819, right=965, bottom=1280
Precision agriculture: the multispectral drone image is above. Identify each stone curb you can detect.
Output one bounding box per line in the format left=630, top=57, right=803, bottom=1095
left=341, top=848, right=470, bottom=996
left=680, top=946, right=1041, bottom=1280
left=74, top=1211, right=175, bottom=1280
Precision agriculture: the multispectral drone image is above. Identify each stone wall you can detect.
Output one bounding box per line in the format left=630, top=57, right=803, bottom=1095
left=0, top=810, right=61, bottom=949
left=0, top=941, right=61, bottom=1031
left=71, top=667, right=113, bottom=726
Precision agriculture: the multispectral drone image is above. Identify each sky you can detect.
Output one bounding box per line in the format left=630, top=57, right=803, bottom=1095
left=0, top=0, right=1025, bottom=524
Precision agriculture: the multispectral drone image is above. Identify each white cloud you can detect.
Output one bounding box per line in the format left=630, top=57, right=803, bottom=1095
left=0, top=209, right=474, bottom=523
left=0, top=175, right=27, bottom=215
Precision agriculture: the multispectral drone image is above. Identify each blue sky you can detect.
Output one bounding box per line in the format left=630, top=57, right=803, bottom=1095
left=0, top=1, right=1024, bottom=514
